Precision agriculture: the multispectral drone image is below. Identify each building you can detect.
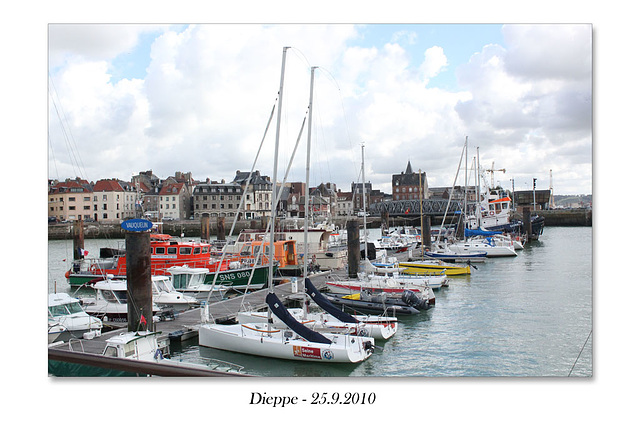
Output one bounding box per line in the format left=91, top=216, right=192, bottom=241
left=336, top=191, right=353, bottom=216
left=91, top=179, right=137, bottom=222
left=351, top=181, right=372, bottom=212
left=232, top=170, right=273, bottom=219
left=192, top=180, right=245, bottom=219
left=392, top=161, right=428, bottom=201
left=158, top=182, right=190, bottom=220
left=48, top=178, right=93, bottom=221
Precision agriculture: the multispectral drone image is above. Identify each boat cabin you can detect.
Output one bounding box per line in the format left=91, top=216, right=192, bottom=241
left=102, top=331, right=169, bottom=360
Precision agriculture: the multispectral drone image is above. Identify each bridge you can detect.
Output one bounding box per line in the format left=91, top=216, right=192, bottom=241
left=369, top=198, right=468, bottom=217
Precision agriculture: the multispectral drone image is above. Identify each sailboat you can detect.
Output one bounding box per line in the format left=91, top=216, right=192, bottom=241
left=199, top=48, right=375, bottom=363
left=447, top=142, right=517, bottom=257
left=236, top=66, right=397, bottom=341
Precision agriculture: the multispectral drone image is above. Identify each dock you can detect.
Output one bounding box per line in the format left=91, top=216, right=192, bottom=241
left=49, top=273, right=333, bottom=375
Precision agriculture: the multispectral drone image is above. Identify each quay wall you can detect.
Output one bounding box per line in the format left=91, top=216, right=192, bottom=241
left=47, top=209, right=591, bottom=240
left=535, top=209, right=592, bottom=226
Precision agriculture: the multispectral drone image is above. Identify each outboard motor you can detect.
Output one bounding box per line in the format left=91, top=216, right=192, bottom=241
left=401, top=290, right=421, bottom=307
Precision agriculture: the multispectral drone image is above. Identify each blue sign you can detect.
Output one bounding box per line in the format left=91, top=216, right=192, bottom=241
left=121, top=218, right=153, bottom=232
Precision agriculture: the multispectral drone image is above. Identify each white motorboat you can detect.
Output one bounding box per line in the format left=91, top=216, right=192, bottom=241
left=102, top=330, right=244, bottom=373
left=325, top=273, right=438, bottom=301
left=151, top=275, right=199, bottom=310
left=48, top=292, right=103, bottom=342
left=448, top=237, right=517, bottom=257
left=166, top=265, right=230, bottom=301
left=48, top=321, right=66, bottom=344
left=83, top=278, right=161, bottom=322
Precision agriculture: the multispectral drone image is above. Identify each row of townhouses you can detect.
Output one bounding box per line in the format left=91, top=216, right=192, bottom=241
left=48, top=162, right=466, bottom=223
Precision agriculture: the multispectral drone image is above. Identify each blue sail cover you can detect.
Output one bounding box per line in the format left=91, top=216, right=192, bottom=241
left=265, top=293, right=332, bottom=344
left=464, top=228, right=502, bottom=237
left=304, top=278, right=359, bottom=324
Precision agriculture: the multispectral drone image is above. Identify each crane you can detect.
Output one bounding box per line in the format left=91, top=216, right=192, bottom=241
left=486, top=161, right=506, bottom=188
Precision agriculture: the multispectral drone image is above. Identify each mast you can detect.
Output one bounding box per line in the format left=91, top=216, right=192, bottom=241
left=464, top=136, right=468, bottom=233
left=303, top=66, right=317, bottom=282
left=419, top=168, right=424, bottom=258
left=268, top=47, right=289, bottom=294
left=361, top=142, right=367, bottom=260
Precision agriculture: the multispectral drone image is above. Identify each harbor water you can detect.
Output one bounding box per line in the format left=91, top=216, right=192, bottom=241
left=47, top=226, right=592, bottom=377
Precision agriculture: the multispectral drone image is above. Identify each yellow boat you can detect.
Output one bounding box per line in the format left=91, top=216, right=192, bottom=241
left=398, top=261, right=471, bottom=276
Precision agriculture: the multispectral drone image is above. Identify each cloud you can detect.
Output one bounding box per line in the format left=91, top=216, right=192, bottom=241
left=452, top=25, right=592, bottom=192
left=48, top=24, right=592, bottom=196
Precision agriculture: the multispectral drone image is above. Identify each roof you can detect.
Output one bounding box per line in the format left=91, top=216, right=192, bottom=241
left=93, top=179, right=125, bottom=192
left=159, top=182, right=185, bottom=195
left=233, top=170, right=271, bottom=185
left=49, top=178, right=91, bottom=194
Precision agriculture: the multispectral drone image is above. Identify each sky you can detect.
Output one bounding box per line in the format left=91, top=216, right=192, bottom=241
left=47, top=23, right=593, bottom=195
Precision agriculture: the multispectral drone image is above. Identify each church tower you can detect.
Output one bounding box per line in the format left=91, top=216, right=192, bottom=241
left=392, top=160, right=427, bottom=201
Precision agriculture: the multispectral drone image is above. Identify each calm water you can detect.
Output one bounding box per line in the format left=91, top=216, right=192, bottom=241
left=47, top=226, right=592, bottom=377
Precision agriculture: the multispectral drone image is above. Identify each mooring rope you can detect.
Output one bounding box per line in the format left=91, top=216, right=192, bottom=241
left=568, top=329, right=592, bottom=377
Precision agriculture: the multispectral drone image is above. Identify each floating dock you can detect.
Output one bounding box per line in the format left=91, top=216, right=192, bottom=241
left=49, top=275, right=330, bottom=375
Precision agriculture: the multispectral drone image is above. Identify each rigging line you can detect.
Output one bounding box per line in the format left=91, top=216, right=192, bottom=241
left=317, top=66, right=357, bottom=174
left=568, top=329, right=592, bottom=377
left=48, top=75, right=89, bottom=180
left=48, top=134, right=61, bottom=180
left=204, top=100, right=278, bottom=306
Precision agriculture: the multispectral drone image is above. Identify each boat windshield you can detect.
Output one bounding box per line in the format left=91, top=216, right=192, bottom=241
left=49, top=302, right=85, bottom=317
left=101, top=289, right=128, bottom=303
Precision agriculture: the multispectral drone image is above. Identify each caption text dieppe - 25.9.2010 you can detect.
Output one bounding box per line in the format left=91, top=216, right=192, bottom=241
left=249, top=392, right=376, bottom=407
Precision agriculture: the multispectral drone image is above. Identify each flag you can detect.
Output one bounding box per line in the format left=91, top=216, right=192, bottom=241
left=140, top=314, right=147, bottom=325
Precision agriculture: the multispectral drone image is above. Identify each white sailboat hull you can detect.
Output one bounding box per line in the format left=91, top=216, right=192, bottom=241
left=237, top=308, right=397, bottom=340
left=199, top=322, right=374, bottom=363
left=448, top=241, right=517, bottom=257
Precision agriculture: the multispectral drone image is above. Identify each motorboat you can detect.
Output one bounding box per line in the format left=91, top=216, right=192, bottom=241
left=166, top=265, right=230, bottom=301
left=323, top=289, right=435, bottom=316
left=151, top=275, right=199, bottom=310
left=48, top=292, right=103, bottom=342
left=448, top=237, right=517, bottom=257
left=398, top=260, right=471, bottom=276
left=101, top=330, right=244, bottom=373
left=83, top=278, right=161, bottom=322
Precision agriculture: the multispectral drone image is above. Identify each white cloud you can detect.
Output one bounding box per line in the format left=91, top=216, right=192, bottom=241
left=421, top=46, right=448, bottom=79
left=48, top=24, right=592, bottom=195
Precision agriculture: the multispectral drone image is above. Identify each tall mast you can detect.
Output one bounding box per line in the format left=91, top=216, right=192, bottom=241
left=268, top=46, right=289, bottom=293
left=303, top=66, right=317, bottom=282
left=361, top=142, right=367, bottom=260
left=464, top=136, right=468, bottom=230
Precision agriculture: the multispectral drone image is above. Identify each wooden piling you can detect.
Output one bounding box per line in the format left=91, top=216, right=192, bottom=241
left=347, top=219, right=359, bottom=278
left=217, top=217, right=225, bottom=241
left=73, top=219, right=85, bottom=260
left=200, top=214, right=210, bottom=241
left=523, top=207, right=532, bottom=240
left=125, top=231, right=153, bottom=332
left=421, top=215, right=431, bottom=251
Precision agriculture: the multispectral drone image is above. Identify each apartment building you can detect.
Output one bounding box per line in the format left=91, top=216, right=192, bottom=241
left=158, top=182, right=190, bottom=220
left=48, top=178, right=93, bottom=221
left=91, top=179, right=137, bottom=222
